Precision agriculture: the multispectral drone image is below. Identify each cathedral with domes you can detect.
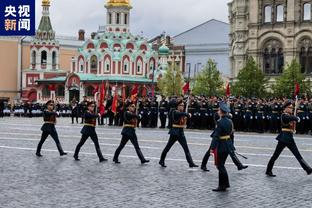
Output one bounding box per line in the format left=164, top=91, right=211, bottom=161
left=22, top=0, right=175, bottom=103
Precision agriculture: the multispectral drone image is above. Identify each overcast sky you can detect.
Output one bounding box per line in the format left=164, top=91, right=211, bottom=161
left=35, top=0, right=231, bottom=39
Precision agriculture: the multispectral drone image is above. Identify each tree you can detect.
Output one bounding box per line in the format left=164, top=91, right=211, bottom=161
left=273, top=59, right=311, bottom=97
left=192, top=59, right=224, bottom=97
left=233, top=57, right=268, bottom=97
left=157, top=65, right=184, bottom=96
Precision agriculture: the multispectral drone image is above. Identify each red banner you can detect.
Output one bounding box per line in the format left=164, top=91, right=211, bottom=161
left=112, top=86, right=118, bottom=114
left=99, top=81, right=105, bottom=115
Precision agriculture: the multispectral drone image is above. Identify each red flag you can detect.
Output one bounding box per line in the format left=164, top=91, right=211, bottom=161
left=142, top=85, right=147, bottom=97
left=226, top=82, right=231, bottom=97
left=112, top=86, right=118, bottom=114
left=294, top=83, right=300, bottom=97
left=183, top=82, right=189, bottom=94
left=131, top=84, right=138, bottom=102
left=99, top=81, right=105, bottom=115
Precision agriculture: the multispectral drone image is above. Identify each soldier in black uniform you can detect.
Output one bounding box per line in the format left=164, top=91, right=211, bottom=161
left=0, top=100, right=4, bottom=118
left=167, top=97, right=177, bottom=129
left=210, top=103, right=235, bottom=192
left=266, top=101, right=312, bottom=177
left=79, top=96, right=88, bottom=124
left=159, top=101, right=198, bottom=168
left=71, top=98, right=79, bottom=124
left=36, top=100, right=67, bottom=157
left=73, top=101, right=107, bottom=162
left=150, top=97, right=158, bottom=128
left=113, top=102, right=150, bottom=164
left=159, top=96, right=168, bottom=128
left=201, top=104, right=248, bottom=172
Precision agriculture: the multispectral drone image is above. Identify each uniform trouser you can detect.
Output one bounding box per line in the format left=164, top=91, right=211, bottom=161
left=113, top=134, right=146, bottom=162
left=71, top=115, right=79, bottom=123
left=201, top=146, right=244, bottom=169
left=74, top=133, right=104, bottom=160
left=217, top=152, right=230, bottom=188
left=159, top=114, right=166, bottom=128
left=160, top=135, right=195, bottom=165
left=267, top=141, right=312, bottom=173
left=36, top=131, right=65, bottom=155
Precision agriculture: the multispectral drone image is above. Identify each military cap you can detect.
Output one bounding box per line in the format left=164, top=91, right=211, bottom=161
left=219, top=102, right=231, bottom=113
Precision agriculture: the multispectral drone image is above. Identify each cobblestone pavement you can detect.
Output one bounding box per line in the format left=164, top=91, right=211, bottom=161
left=0, top=117, right=311, bottom=208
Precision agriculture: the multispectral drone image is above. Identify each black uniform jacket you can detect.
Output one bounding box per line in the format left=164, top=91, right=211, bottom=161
left=41, top=110, right=57, bottom=133
left=276, top=113, right=299, bottom=145
left=210, top=115, right=235, bottom=153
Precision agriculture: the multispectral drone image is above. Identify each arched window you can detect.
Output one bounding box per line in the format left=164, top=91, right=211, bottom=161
left=299, top=39, right=312, bottom=74
left=262, top=39, right=284, bottom=74
left=124, top=58, right=130, bottom=73
left=303, top=3, right=311, bottom=21
left=276, top=5, right=284, bottom=22
left=31, top=51, right=36, bottom=68
left=264, top=5, right=272, bottom=23
left=41, top=51, right=47, bottom=67
left=137, top=59, right=143, bottom=74
left=90, top=55, right=98, bottom=72
left=104, top=57, right=110, bottom=73
left=85, top=86, right=94, bottom=97
left=56, top=86, right=65, bottom=97
left=79, top=59, right=84, bottom=73
left=42, top=86, right=51, bottom=97
left=116, top=13, right=120, bottom=24
left=52, top=51, right=57, bottom=69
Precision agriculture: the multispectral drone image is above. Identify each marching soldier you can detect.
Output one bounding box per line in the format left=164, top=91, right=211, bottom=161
left=71, top=98, right=79, bottom=124
left=201, top=104, right=248, bottom=172
left=210, top=103, right=235, bottom=192
left=159, top=100, right=198, bottom=168
left=266, top=101, right=312, bottom=177
left=159, top=95, right=168, bottom=128
left=113, top=102, right=150, bottom=164
left=73, top=101, right=107, bottom=162
left=36, top=100, right=67, bottom=157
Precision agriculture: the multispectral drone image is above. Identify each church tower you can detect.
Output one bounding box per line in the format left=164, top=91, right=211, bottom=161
left=105, top=0, right=132, bottom=33
left=30, top=0, right=60, bottom=71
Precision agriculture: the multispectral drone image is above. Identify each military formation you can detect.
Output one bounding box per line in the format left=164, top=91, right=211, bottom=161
left=19, top=95, right=310, bottom=192
left=1, top=96, right=312, bottom=135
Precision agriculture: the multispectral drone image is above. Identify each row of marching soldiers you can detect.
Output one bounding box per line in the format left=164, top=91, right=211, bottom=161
left=73, top=95, right=312, bottom=135
left=35, top=97, right=311, bottom=192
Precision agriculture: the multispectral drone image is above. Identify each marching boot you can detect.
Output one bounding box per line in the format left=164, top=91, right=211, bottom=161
left=231, top=153, right=248, bottom=170
left=201, top=166, right=210, bottom=172
left=186, top=152, right=198, bottom=168
left=212, top=187, right=226, bottom=192
left=265, top=171, right=276, bottom=177
left=56, top=142, right=67, bottom=156
left=159, top=160, right=166, bottom=167
left=299, top=159, right=312, bottom=175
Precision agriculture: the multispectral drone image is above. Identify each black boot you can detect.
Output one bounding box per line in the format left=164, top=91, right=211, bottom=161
left=99, top=158, right=108, bottom=163
left=266, top=171, right=276, bottom=177
left=73, top=156, right=80, bottom=161
left=159, top=160, right=166, bottom=167
left=231, top=153, right=248, bottom=171
left=212, top=187, right=226, bottom=192
left=113, top=158, right=120, bottom=164
left=36, top=152, right=42, bottom=157
left=141, top=159, right=150, bottom=164
left=299, top=159, right=312, bottom=175
left=201, top=166, right=210, bottom=172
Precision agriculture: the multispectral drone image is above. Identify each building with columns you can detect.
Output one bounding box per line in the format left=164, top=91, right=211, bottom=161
left=229, top=0, right=312, bottom=78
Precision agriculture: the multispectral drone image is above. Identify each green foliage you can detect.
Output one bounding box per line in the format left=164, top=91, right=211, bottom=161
left=273, top=59, right=312, bottom=97
left=233, top=57, right=268, bottom=97
left=157, top=65, right=184, bottom=96
left=192, top=59, right=224, bottom=97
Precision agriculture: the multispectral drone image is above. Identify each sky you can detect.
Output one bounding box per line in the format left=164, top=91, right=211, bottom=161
left=36, top=0, right=232, bottom=39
